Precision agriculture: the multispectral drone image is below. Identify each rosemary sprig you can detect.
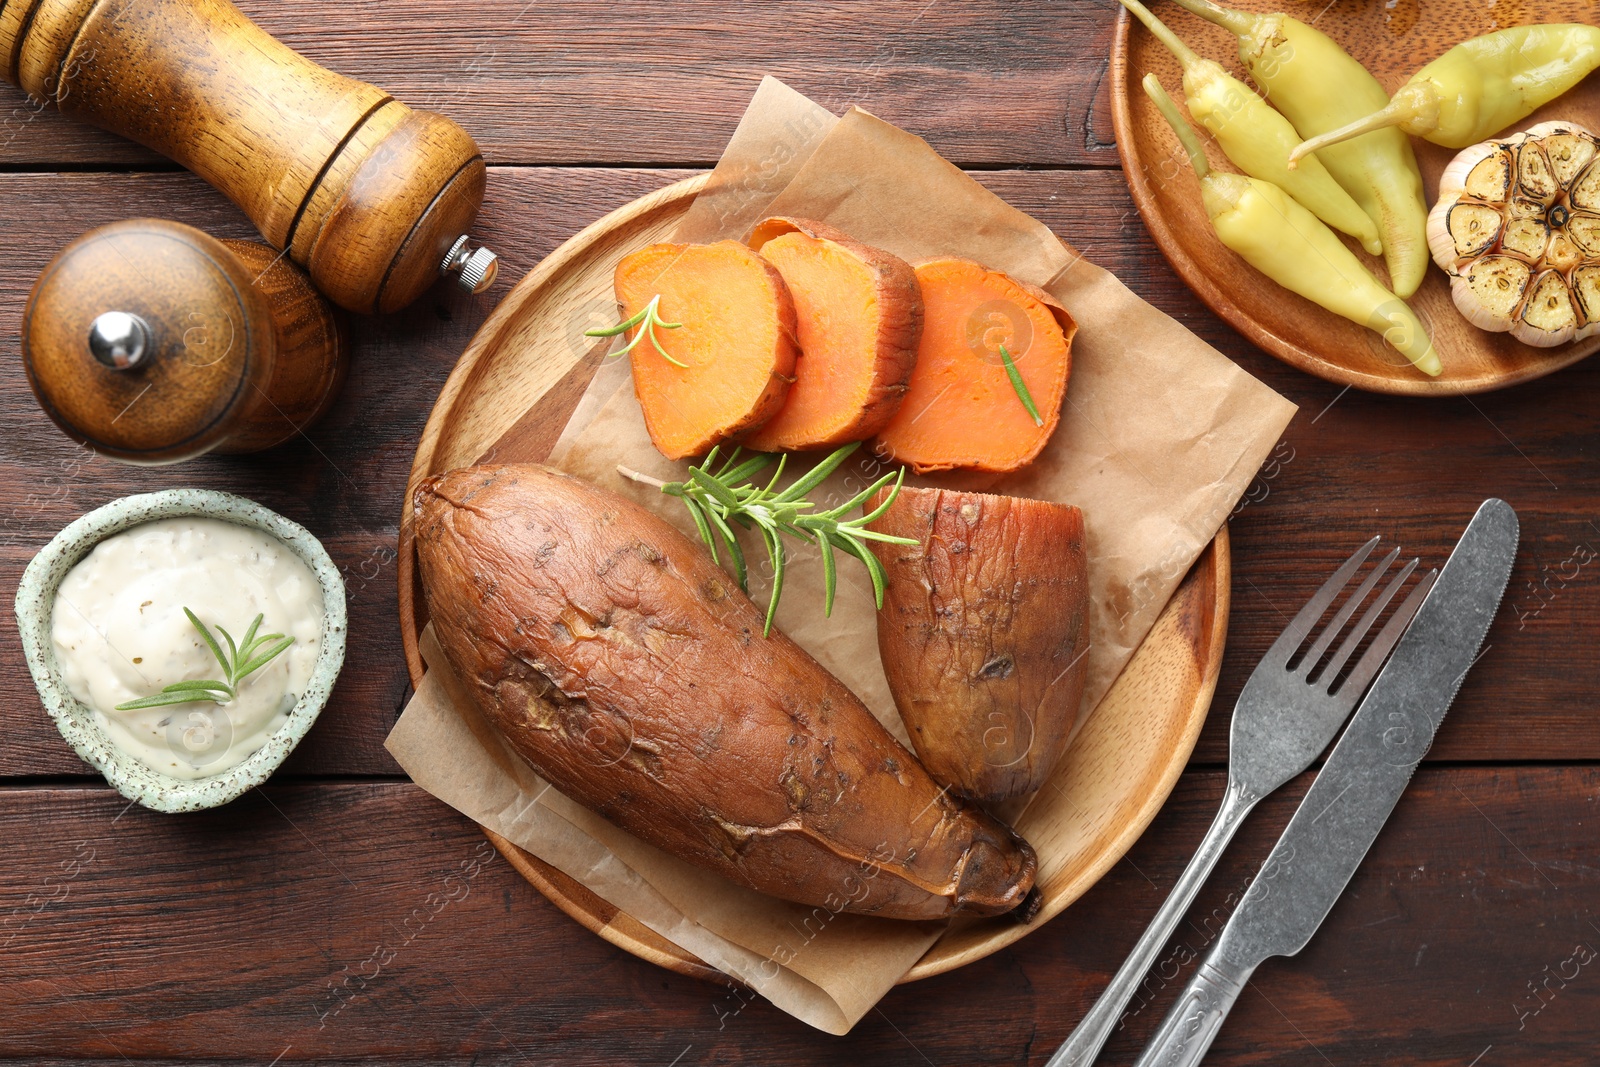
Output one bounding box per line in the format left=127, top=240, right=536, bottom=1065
left=998, top=343, right=1044, bottom=426
left=114, top=608, right=295, bottom=711
left=618, top=442, right=917, bottom=637
left=585, top=294, right=687, bottom=368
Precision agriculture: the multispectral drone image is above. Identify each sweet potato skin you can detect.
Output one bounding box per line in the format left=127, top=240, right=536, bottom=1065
left=867, top=487, right=1089, bottom=803
left=413, top=464, right=1037, bottom=920
left=744, top=217, right=923, bottom=451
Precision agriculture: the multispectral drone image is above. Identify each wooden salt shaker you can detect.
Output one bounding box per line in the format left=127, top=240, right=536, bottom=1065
left=22, top=219, right=349, bottom=465
left=0, top=0, right=498, bottom=314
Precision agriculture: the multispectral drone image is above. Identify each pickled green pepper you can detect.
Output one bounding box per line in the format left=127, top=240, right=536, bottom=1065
left=1167, top=0, right=1431, bottom=299
left=1291, top=25, right=1600, bottom=158
left=1118, top=0, right=1382, bottom=254
left=1143, top=74, right=1441, bottom=376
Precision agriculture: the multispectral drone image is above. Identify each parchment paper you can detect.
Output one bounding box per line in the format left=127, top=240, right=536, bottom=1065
left=387, top=76, right=1297, bottom=1034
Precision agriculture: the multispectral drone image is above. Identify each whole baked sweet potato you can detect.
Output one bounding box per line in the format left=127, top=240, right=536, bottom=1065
left=868, top=486, right=1090, bottom=802
left=414, top=464, right=1038, bottom=921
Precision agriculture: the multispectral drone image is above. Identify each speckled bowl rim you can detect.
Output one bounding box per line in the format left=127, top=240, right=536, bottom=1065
left=14, top=489, right=348, bottom=813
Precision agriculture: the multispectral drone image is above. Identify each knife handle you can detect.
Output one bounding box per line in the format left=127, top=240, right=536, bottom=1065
left=1045, top=780, right=1259, bottom=1067
left=1131, top=953, right=1256, bottom=1067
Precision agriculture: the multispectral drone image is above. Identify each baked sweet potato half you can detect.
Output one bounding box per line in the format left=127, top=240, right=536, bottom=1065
left=414, top=464, right=1038, bottom=921
left=867, top=486, right=1090, bottom=803
left=743, top=216, right=923, bottom=452
left=613, top=240, right=798, bottom=460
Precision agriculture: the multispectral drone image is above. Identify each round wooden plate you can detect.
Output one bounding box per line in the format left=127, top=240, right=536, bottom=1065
left=398, top=174, right=1231, bottom=984
left=1111, top=1, right=1600, bottom=396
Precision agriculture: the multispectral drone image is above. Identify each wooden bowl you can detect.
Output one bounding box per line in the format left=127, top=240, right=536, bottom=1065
left=398, top=174, right=1230, bottom=983
left=1110, top=0, right=1600, bottom=395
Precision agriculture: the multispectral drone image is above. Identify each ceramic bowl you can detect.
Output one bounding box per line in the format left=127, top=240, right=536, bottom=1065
left=14, top=489, right=347, bottom=812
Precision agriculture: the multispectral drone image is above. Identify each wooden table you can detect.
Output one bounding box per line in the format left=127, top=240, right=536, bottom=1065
left=3, top=2, right=1597, bottom=1063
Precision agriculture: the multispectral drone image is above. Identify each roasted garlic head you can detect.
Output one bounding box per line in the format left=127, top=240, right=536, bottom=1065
left=1427, top=121, right=1600, bottom=348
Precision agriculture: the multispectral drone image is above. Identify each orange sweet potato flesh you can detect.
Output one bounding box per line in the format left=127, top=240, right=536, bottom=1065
left=613, top=240, right=798, bottom=460
left=743, top=217, right=923, bottom=452
left=414, top=464, right=1039, bottom=921
left=874, top=259, right=1077, bottom=474
left=867, top=486, right=1089, bottom=803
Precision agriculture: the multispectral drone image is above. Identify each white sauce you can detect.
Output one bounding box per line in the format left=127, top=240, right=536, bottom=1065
left=51, top=517, right=324, bottom=780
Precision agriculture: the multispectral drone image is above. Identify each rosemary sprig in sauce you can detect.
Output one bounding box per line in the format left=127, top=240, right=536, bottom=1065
left=115, top=608, right=295, bottom=710
left=619, top=442, right=917, bottom=636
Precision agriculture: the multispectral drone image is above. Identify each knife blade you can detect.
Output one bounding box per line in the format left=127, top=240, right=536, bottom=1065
left=1132, top=498, right=1519, bottom=1067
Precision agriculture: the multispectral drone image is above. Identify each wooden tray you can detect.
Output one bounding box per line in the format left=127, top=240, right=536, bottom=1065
left=397, top=174, right=1230, bottom=983
left=1110, top=1, right=1600, bottom=396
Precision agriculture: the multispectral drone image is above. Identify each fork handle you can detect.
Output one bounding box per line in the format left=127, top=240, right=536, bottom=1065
left=1044, top=779, right=1259, bottom=1067
left=1130, top=951, right=1257, bottom=1067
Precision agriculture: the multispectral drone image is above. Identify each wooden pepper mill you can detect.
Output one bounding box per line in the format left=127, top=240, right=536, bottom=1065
left=0, top=0, right=497, bottom=314
left=22, top=219, right=349, bottom=465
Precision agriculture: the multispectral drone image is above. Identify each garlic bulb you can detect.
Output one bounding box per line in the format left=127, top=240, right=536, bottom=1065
left=1427, top=121, right=1600, bottom=347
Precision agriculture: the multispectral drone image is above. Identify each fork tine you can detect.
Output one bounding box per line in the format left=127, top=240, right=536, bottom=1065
left=1337, top=566, right=1439, bottom=696
left=1261, top=535, right=1380, bottom=668
left=1297, top=545, right=1400, bottom=676
left=1318, top=556, right=1419, bottom=684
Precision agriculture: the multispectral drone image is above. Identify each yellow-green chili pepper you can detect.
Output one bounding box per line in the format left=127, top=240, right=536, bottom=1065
left=1291, top=25, right=1600, bottom=159
left=1143, top=74, right=1441, bottom=376
left=1167, top=0, right=1431, bottom=300
left=1118, top=0, right=1382, bottom=254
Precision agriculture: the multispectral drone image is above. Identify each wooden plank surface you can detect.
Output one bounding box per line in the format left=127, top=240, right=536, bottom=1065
left=3, top=1, right=1599, bottom=1061
left=2, top=167, right=1596, bottom=777
left=0, top=0, right=1122, bottom=170
left=1, top=769, right=1595, bottom=1064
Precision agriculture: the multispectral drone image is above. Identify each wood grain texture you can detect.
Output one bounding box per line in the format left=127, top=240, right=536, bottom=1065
left=0, top=0, right=1123, bottom=170
left=3, top=165, right=1600, bottom=782
left=1112, top=0, right=1600, bottom=395
left=1, top=768, right=1596, bottom=1064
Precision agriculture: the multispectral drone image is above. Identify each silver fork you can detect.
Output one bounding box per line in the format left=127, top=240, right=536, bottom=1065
left=1046, top=536, right=1438, bottom=1067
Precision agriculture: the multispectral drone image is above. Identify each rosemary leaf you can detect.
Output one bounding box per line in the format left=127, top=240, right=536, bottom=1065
left=998, top=343, right=1044, bottom=426
left=705, top=506, right=748, bottom=590
left=815, top=530, right=838, bottom=617
left=236, top=636, right=295, bottom=680
left=761, top=526, right=786, bottom=638
left=681, top=496, right=717, bottom=563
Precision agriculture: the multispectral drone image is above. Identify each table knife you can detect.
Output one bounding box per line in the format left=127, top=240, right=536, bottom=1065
left=1132, top=498, right=1519, bottom=1067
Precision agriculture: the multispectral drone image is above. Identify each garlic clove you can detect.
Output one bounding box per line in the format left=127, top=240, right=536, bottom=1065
left=1462, top=145, right=1515, bottom=203
left=1501, top=217, right=1550, bottom=262
left=1443, top=203, right=1504, bottom=262
left=1547, top=230, right=1585, bottom=274
left=1516, top=141, right=1560, bottom=204
left=1543, top=130, right=1598, bottom=189
left=1458, top=256, right=1533, bottom=333
left=1512, top=270, right=1579, bottom=347
left=1572, top=159, right=1600, bottom=212
left=1573, top=265, right=1600, bottom=337
left=1569, top=212, right=1600, bottom=257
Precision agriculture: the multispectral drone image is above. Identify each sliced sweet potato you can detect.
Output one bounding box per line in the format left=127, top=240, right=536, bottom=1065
left=414, top=463, right=1039, bottom=921
left=874, top=259, right=1076, bottom=474
left=742, top=216, right=923, bottom=451
left=613, top=240, right=798, bottom=460
left=867, top=486, right=1090, bottom=803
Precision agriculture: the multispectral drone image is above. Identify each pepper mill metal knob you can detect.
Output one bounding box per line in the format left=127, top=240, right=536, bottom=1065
left=1, top=0, right=495, bottom=314
left=23, top=220, right=349, bottom=465
left=87, top=312, right=154, bottom=370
